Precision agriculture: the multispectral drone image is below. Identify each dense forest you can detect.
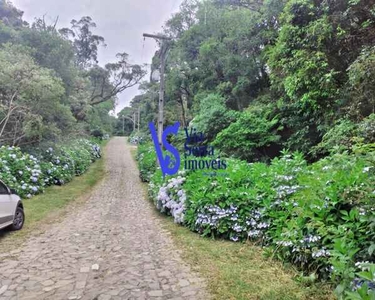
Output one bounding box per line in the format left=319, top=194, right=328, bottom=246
left=0, top=0, right=145, bottom=148
left=1, top=0, right=374, bottom=158
left=126, top=0, right=375, bottom=162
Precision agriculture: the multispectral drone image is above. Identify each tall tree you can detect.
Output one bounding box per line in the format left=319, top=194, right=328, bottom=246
left=213, top=0, right=263, bottom=11
left=19, top=17, right=77, bottom=94
left=0, top=44, right=74, bottom=146
left=0, top=0, right=25, bottom=27
left=164, top=0, right=199, bottom=39
left=88, top=53, right=147, bottom=105
left=60, top=16, right=106, bottom=69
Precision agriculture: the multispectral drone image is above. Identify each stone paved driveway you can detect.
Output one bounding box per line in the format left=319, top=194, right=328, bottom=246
left=0, top=137, right=208, bottom=300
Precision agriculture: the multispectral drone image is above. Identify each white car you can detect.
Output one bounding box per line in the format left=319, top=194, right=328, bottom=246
left=0, top=180, right=24, bottom=231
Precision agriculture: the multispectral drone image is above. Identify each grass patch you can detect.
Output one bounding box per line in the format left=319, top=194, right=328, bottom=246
left=131, top=147, right=334, bottom=300
left=0, top=140, right=108, bottom=254
left=161, top=219, right=334, bottom=300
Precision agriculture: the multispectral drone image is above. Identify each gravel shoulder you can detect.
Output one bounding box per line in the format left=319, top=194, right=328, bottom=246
left=0, top=137, right=208, bottom=300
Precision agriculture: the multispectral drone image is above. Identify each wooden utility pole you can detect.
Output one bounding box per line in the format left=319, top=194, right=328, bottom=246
left=137, top=106, right=140, bottom=133
left=142, top=33, right=172, bottom=145
left=133, top=112, right=136, bottom=132
left=122, top=115, right=125, bottom=135
left=120, top=114, right=136, bottom=135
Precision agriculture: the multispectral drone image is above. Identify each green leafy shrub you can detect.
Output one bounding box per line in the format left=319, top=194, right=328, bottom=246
left=0, top=145, right=45, bottom=198
left=0, top=139, right=101, bottom=198
left=152, top=171, right=187, bottom=224
left=147, top=149, right=375, bottom=298
left=90, top=128, right=104, bottom=139
left=192, top=93, right=238, bottom=142
left=213, top=110, right=281, bottom=161
left=292, top=152, right=375, bottom=296
left=184, top=158, right=266, bottom=240
left=346, top=46, right=375, bottom=119
left=136, top=143, right=157, bottom=182
left=40, top=147, right=75, bottom=186
left=64, top=141, right=94, bottom=175
left=311, top=114, right=375, bottom=158
left=129, top=131, right=150, bottom=145
left=358, top=114, right=375, bottom=143
left=311, top=119, right=358, bottom=157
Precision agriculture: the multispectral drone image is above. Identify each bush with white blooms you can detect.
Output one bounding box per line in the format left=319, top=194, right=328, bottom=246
left=139, top=143, right=375, bottom=299
left=152, top=173, right=187, bottom=224
left=0, top=139, right=101, bottom=198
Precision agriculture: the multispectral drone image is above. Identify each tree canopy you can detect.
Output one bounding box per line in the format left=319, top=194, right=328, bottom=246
left=128, top=0, right=375, bottom=162
left=0, top=1, right=146, bottom=147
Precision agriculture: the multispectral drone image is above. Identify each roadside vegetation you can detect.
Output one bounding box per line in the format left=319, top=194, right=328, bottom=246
left=2, top=0, right=375, bottom=298
left=162, top=218, right=334, bottom=300
left=0, top=0, right=145, bottom=193
left=0, top=0, right=137, bottom=243
left=133, top=147, right=333, bottom=300
left=137, top=142, right=375, bottom=300
left=0, top=141, right=108, bottom=253
left=0, top=139, right=101, bottom=198
left=130, top=1, right=375, bottom=299
left=0, top=1, right=145, bottom=145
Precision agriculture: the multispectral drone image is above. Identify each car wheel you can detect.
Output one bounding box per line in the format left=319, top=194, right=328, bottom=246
left=10, top=206, right=24, bottom=231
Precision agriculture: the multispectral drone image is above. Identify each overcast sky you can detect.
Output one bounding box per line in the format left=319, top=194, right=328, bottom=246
left=12, top=0, right=184, bottom=115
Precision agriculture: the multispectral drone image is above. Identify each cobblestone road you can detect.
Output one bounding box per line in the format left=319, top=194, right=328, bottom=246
left=0, top=137, right=208, bottom=300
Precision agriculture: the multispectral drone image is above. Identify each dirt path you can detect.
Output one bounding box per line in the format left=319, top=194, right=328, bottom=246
left=0, top=137, right=208, bottom=300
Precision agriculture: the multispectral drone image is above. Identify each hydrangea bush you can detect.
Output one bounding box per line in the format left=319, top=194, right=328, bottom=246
left=153, top=173, right=187, bottom=224
left=0, top=146, right=45, bottom=198
left=136, top=143, right=157, bottom=182
left=40, top=147, right=75, bottom=186
left=138, top=143, right=375, bottom=299
left=129, top=131, right=150, bottom=145
left=0, top=139, right=101, bottom=198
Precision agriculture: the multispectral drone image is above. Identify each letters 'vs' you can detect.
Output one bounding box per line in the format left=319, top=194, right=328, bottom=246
left=149, top=122, right=181, bottom=177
